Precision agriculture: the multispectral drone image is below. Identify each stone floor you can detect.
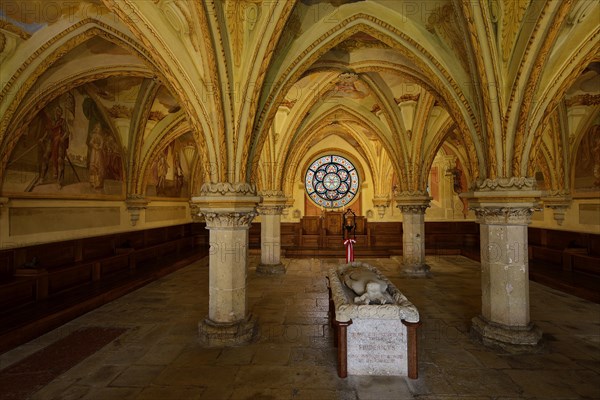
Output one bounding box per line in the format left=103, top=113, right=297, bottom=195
left=0, top=256, right=599, bottom=400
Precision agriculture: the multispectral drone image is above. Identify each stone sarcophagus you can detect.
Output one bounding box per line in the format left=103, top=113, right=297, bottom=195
left=327, top=262, right=421, bottom=378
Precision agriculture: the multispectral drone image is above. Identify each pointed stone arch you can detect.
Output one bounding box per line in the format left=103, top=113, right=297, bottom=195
left=247, top=7, right=487, bottom=183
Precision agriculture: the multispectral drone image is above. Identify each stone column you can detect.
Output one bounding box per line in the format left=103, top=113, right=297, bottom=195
left=467, top=178, right=543, bottom=352
left=191, top=182, right=260, bottom=346
left=257, top=191, right=287, bottom=275
left=395, top=193, right=432, bottom=277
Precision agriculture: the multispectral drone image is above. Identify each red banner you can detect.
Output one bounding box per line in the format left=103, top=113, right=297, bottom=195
left=344, top=238, right=356, bottom=263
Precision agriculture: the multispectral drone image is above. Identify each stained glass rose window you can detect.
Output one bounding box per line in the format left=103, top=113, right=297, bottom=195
left=305, top=155, right=359, bottom=208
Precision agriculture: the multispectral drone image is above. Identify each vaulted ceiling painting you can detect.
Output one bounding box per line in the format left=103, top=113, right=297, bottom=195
left=0, top=0, right=598, bottom=202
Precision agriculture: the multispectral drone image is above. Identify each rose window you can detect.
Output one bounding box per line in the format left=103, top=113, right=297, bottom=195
left=305, top=155, right=359, bottom=208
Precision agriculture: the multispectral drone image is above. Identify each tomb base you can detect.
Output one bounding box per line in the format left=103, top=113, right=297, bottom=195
left=328, top=262, right=420, bottom=378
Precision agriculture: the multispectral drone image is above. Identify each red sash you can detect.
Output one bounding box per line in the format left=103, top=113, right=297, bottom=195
left=344, top=239, right=356, bottom=263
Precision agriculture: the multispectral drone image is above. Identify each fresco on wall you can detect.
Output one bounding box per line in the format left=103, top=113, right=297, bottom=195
left=574, top=124, right=600, bottom=193
left=2, top=81, right=129, bottom=197
left=145, top=133, right=195, bottom=198
left=144, top=86, right=181, bottom=139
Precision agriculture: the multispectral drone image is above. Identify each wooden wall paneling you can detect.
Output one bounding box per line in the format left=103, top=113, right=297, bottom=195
left=0, top=250, right=15, bottom=279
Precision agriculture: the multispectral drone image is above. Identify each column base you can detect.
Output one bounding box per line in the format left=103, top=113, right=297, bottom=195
left=256, top=263, right=286, bottom=275
left=402, top=263, right=431, bottom=278
left=198, top=314, right=258, bottom=347
left=471, top=315, right=543, bottom=353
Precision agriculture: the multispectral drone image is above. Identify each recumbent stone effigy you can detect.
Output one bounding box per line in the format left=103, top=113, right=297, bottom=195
left=327, top=261, right=421, bottom=377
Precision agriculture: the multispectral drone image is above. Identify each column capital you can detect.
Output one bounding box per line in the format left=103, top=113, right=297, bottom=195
left=258, top=190, right=287, bottom=212
left=394, top=191, right=431, bottom=214
left=462, top=177, right=542, bottom=225
left=471, top=206, right=538, bottom=225
left=257, top=205, right=284, bottom=215
left=202, top=211, right=256, bottom=229
left=259, top=189, right=285, bottom=199
left=191, top=182, right=260, bottom=215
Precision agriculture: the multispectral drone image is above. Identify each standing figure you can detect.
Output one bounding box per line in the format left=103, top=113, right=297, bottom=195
left=49, top=107, right=69, bottom=184
left=156, top=151, right=168, bottom=195
left=37, top=129, right=52, bottom=182
left=592, top=127, right=600, bottom=187
left=88, top=124, right=105, bottom=189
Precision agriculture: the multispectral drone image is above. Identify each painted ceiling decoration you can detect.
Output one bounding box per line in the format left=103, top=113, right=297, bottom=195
left=0, top=0, right=597, bottom=201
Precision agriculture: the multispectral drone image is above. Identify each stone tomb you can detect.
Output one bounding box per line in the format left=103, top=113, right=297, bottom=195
left=327, top=262, right=420, bottom=378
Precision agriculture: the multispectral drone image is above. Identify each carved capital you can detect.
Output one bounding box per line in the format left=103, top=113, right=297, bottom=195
left=462, top=177, right=542, bottom=215
left=472, top=206, right=538, bottom=225
left=203, top=211, right=256, bottom=229
left=0, top=197, right=9, bottom=208
left=258, top=190, right=287, bottom=210
left=475, top=177, right=536, bottom=192
left=259, top=190, right=285, bottom=199
left=257, top=205, right=284, bottom=215
left=200, top=182, right=257, bottom=196
left=191, top=182, right=260, bottom=216
left=394, top=192, right=431, bottom=214
left=397, top=204, right=430, bottom=214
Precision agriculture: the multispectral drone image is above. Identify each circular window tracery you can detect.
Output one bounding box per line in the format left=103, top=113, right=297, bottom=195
left=305, top=155, right=359, bottom=208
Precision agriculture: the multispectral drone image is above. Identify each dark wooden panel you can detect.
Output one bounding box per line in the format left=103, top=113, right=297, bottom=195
left=530, top=246, right=562, bottom=267
left=323, top=235, right=343, bottom=247
left=368, top=222, right=402, bottom=235
left=589, top=235, right=600, bottom=256
left=355, top=217, right=366, bottom=235
left=115, top=231, right=145, bottom=249
left=25, top=243, right=77, bottom=269
left=100, top=255, right=130, bottom=276
left=166, top=225, right=184, bottom=240
left=301, top=236, right=320, bottom=247
left=371, top=235, right=402, bottom=247
left=302, top=217, right=321, bottom=235
left=528, top=228, right=543, bottom=246
left=324, top=212, right=343, bottom=235
left=82, top=236, right=114, bottom=261
left=572, top=254, right=600, bottom=276
left=249, top=223, right=261, bottom=248
left=145, top=228, right=167, bottom=246
left=545, top=230, right=586, bottom=249
left=0, top=278, right=35, bottom=309
left=0, top=250, right=14, bottom=280
left=48, top=263, right=94, bottom=295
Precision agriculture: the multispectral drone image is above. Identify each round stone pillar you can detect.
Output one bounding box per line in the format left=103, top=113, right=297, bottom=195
left=395, top=193, right=432, bottom=277
left=257, top=192, right=286, bottom=275
left=466, top=178, right=543, bottom=352
left=191, top=182, right=260, bottom=347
